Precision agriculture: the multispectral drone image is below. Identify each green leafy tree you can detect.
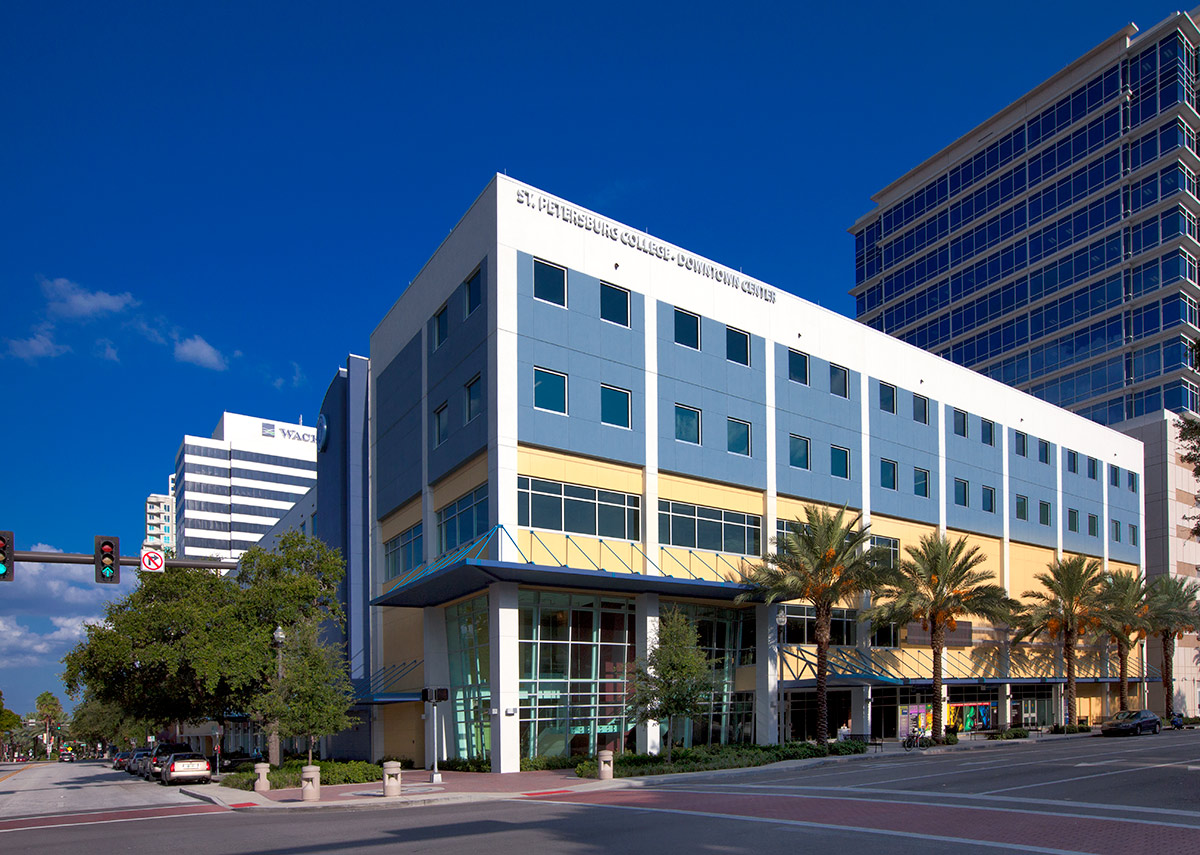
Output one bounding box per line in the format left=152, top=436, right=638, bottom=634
left=1013, top=555, right=1106, bottom=726
left=35, top=692, right=64, bottom=753
left=0, top=690, right=21, bottom=760
left=738, top=506, right=882, bottom=744
left=628, top=608, right=713, bottom=762
left=1146, top=575, right=1200, bottom=719
left=1095, top=571, right=1149, bottom=712
left=865, top=533, right=1015, bottom=740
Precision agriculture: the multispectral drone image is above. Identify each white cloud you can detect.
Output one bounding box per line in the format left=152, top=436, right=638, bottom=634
left=128, top=315, right=169, bottom=345
left=174, top=335, right=228, bottom=371
left=41, top=277, right=138, bottom=320
left=96, top=339, right=119, bottom=361
left=7, top=325, right=70, bottom=361
left=290, top=361, right=305, bottom=388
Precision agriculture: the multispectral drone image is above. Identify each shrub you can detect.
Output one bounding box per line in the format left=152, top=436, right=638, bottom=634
left=828, top=739, right=866, bottom=756
left=378, top=755, right=417, bottom=769
left=572, top=739, right=863, bottom=778
left=439, top=756, right=491, bottom=773
left=943, top=731, right=959, bottom=745
left=218, top=759, right=385, bottom=790
left=520, top=754, right=586, bottom=771
left=985, top=727, right=1029, bottom=741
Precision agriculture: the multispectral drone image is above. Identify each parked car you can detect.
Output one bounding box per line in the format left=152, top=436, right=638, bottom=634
left=112, top=751, right=132, bottom=770
left=219, top=749, right=264, bottom=772
left=128, top=750, right=151, bottom=775
left=1101, top=709, right=1162, bottom=736
left=145, top=742, right=193, bottom=780
left=159, top=752, right=212, bottom=785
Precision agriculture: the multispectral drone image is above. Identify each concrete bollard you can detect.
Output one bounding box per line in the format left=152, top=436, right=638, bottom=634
left=382, top=761, right=402, bottom=797
left=253, top=762, right=271, bottom=793
left=300, top=765, right=321, bottom=801
left=597, top=749, right=614, bottom=781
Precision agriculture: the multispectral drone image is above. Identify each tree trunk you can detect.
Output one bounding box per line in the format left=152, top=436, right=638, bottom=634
left=1064, top=628, right=1077, bottom=726
left=307, top=736, right=313, bottom=766
left=815, top=605, right=832, bottom=746
left=931, top=625, right=945, bottom=740
left=665, top=716, right=673, bottom=763
left=1117, top=639, right=1130, bottom=712
left=1163, top=634, right=1176, bottom=719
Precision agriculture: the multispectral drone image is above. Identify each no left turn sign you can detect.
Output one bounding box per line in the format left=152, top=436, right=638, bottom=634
left=140, top=550, right=165, bottom=572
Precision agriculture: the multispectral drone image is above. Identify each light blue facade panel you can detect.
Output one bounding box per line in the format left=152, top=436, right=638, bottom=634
left=870, top=435, right=939, bottom=524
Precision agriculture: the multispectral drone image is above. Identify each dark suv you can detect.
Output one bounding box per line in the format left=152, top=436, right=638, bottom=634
left=145, top=742, right=193, bottom=779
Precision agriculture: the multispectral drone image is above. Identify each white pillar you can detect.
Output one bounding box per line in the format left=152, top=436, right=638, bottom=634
left=755, top=604, right=780, bottom=745
left=999, top=683, right=1013, bottom=729
left=488, top=582, right=520, bottom=772
left=635, top=593, right=661, bottom=754
left=422, top=605, right=449, bottom=769
left=849, top=685, right=871, bottom=740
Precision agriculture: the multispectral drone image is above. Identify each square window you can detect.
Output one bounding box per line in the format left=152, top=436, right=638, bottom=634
left=465, top=269, right=482, bottom=316
left=1129, top=471, right=1139, bottom=493
left=1015, top=431, right=1027, bottom=456
left=982, top=485, right=995, bottom=513
left=727, top=418, right=751, bottom=455
left=1111, top=519, right=1121, bottom=542
left=600, top=282, right=630, bottom=326
left=465, top=375, right=482, bottom=422
left=789, top=434, right=810, bottom=469
left=1039, top=501, right=1051, bottom=526
left=600, top=384, right=631, bottom=428
left=788, top=350, right=809, bottom=384
left=1130, top=524, right=1139, bottom=546
left=1067, top=450, right=1078, bottom=473
left=726, top=327, right=750, bottom=365
left=914, top=467, right=929, bottom=497
left=879, top=383, right=896, bottom=414
left=953, top=409, right=968, bottom=437
left=1109, top=464, right=1120, bottom=487
left=533, top=368, right=567, bottom=414
left=1088, top=457, right=1098, bottom=479
left=981, top=419, right=994, bottom=446
left=954, top=478, right=969, bottom=507
left=433, top=306, right=448, bottom=349
left=1088, top=513, right=1099, bottom=536
left=1016, top=495, right=1028, bottom=520
left=434, top=403, right=449, bottom=446
left=881, top=458, right=897, bottom=490
left=831, top=445, right=850, bottom=479
left=534, top=259, right=566, bottom=306
left=1068, top=508, right=1079, bottom=532
left=830, top=364, right=849, bottom=398
left=1039, top=439, right=1051, bottom=464
left=675, top=404, right=701, bottom=444
left=674, top=308, right=700, bottom=349
left=913, top=394, right=929, bottom=424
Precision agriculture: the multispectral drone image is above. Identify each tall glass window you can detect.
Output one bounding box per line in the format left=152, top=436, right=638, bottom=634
left=534, top=259, right=566, bottom=306
left=879, top=383, right=896, bottom=414
left=534, top=368, right=567, bottom=413
left=465, top=269, right=482, bottom=316
left=789, top=434, right=810, bottom=469
left=913, top=394, right=929, bottom=424
left=830, top=364, right=849, bottom=397
left=1039, top=440, right=1051, bottom=464
left=981, top=419, right=994, bottom=446
left=1089, top=513, right=1099, bottom=536
left=465, top=376, right=482, bottom=423
left=982, top=485, right=995, bottom=513
left=675, top=404, right=701, bottom=444
left=727, top=418, right=751, bottom=456
left=437, top=485, right=489, bottom=553
left=726, top=327, right=750, bottom=365
left=831, top=445, right=850, bottom=479
left=788, top=349, right=809, bottom=384
left=434, top=403, right=449, bottom=446
left=674, top=309, right=700, bottom=349
left=954, top=478, right=969, bottom=507
left=914, top=467, right=929, bottom=497
left=1068, top=508, right=1079, bottom=532
left=1016, top=495, right=1029, bottom=521
left=384, top=523, right=422, bottom=579
left=446, top=595, right=491, bottom=761
left=1039, top=501, right=1052, bottom=526
left=1016, top=432, right=1028, bottom=457
left=433, top=306, right=448, bottom=349
left=600, top=385, right=631, bottom=428
left=953, top=409, right=968, bottom=437
left=880, top=458, right=897, bottom=490
left=599, top=282, right=629, bottom=326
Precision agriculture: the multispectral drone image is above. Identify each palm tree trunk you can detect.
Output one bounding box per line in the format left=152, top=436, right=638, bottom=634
left=1117, top=639, right=1129, bottom=712
left=931, top=625, right=944, bottom=740
left=665, top=716, right=673, bottom=762
left=1064, top=628, right=1077, bottom=726
left=815, top=606, right=831, bottom=746
left=1163, top=634, right=1176, bottom=719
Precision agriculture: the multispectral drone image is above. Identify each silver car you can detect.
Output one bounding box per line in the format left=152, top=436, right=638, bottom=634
left=127, top=750, right=151, bottom=776
left=159, top=752, right=211, bottom=785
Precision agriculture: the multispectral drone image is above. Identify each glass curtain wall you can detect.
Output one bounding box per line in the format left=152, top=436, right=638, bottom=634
left=445, top=595, right=491, bottom=760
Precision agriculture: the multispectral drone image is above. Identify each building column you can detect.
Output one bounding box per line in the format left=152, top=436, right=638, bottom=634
left=849, top=685, right=871, bottom=740
left=1052, top=683, right=1065, bottom=726
left=635, top=593, right=660, bottom=754
left=422, top=605, right=450, bottom=770
left=999, top=683, right=1013, bottom=729
left=755, top=604, right=781, bottom=745
left=488, top=582, right=520, bottom=773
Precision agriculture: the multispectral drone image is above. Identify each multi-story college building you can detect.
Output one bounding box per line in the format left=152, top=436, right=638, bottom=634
left=173, top=411, right=317, bottom=561
left=356, top=174, right=1146, bottom=771
left=142, top=477, right=175, bottom=553
left=850, top=9, right=1200, bottom=712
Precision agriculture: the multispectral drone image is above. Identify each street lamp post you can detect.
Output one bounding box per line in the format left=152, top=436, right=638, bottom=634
left=269, top=625, right=285, bottom=766
left=776, top=607, right=788, bottom=745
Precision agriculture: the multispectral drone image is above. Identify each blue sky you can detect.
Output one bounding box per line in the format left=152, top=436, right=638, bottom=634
left=0, top=0, right=1187, bottom=717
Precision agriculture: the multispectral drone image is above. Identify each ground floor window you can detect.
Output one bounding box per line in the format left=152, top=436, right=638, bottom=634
left=1011, top=684, right=1054, bottom=728
left=445, top=595, right=491, bottom=760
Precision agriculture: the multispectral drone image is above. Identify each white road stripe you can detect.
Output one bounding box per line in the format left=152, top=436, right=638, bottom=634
left=980, top=755, right=1200, bottom=794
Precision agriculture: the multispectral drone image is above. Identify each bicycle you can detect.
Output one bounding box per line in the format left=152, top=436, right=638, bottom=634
left=902, top=726, right=933, bottom=752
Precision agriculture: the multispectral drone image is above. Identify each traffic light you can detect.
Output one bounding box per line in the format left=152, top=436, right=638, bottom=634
left=0, top=531, right=12, bottom=582
left=94, top=536, right=120, bottom=584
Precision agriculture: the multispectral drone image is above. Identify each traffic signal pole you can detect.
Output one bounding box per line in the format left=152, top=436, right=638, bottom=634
left=12, top=550, right=237, bottom=572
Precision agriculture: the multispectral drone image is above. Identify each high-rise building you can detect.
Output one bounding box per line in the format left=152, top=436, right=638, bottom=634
left=142, top=483, right=175, bottom=553
left=851, top=10, right=1200, bottom=712
left=173, top=412, right=317, bottom=561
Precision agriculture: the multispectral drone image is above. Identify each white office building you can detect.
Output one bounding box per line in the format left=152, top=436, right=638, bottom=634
left=142, top=483, right=176, bottom=553
left=173, top=412, right=317, bottom=560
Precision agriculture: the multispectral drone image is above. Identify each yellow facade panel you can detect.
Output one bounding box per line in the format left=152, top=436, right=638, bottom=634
left=380, top=495, right=422, bottom=545
left=1008, top=541, right=1058, bottom=603
left=659, top=473, right=764, bottom=515
left=432, top=452, right=489, bottom=512
left=518, top=446, right=643, bottom=494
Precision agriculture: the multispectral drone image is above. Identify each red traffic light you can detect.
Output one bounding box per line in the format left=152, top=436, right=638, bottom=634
left=101, top=543, right=113, bottom=554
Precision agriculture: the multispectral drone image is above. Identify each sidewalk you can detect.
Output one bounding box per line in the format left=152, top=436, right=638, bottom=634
left=179, top=730, right=1099, bottom=812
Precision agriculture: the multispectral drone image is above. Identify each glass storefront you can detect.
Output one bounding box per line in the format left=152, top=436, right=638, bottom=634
left=445, top=595, right=491, bottom=760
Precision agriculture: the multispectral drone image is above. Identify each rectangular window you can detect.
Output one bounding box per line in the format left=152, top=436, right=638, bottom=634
left=659, top=499, right=760, bottom=554
left=384, top=523, right=423, bottom=579
left=1109, top=464, right=1120, bottom=487
left=1111, top=519, right=1121, bottom=542
left=1039, top=501, right=1051, bottom=526
left=1016, top=495, right=1028, bottom=520
left=831, top=446, right=850, bottom=479
left=599, top=282, right=630, bottom=326
left=981, top=419, right=994, bottom=446
left=518, top=476, right=640, bottom=540
left=982, top=485, right=995, bottom=513
left=789, top=434, right=810, bottom=469
left=434, top=403, right=449, bottom=446
left=1067, top=450, right=1078, bottom=473
left=1130, top=524, right=1139, bottom=546
left=871, top=535, right=900, bottom=571
left=879, top=383, right=896, bottom=414
left=674, top=308, right=700, bottom=349
left=433, top=305, right=448, bottom=349
left=788, top=349, right=809, bottom=384
left=533, top=368, right=567, bottom=414
left=1038, top=439, right=1051, bottom=464
left=727, top=417, right=751, bottom=456
left=881, top=458, right=897, bottom=490
left=953, top=409, right=968, bottom=437
left=1068, top=508, right=1079, bottom=532
left=914, top=467, right=929, bottom=497
left=600, top=385, right=631, bottom=428
left=954, top=478, right=969, bottom=507
left=1015, top=431, right=1028, bottom=456
left=830, top=364, right=849, bottom=398
left=465, top=269, right=482, bottom=316
left=1088, top=513, right=1099, bottom=536
left=1129, top=471, right=1139, bottom=493
left=913, top=394, right=929, bottom=424
left=465, top=375, right=482, bottom=423
left=534, top=259, right=566, bottom=306
left=675, top=404, right=701, bottom=444
left=437, top=485, right=489, bottom=553
left=1088, top=457, right=1098, bottom=479
left=726, top=327, right=750, bottom=365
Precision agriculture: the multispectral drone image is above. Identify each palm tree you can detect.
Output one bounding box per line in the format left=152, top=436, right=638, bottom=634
left=1146, top=575, right=1200, bottom=719
left=1012, top=555, right=1106, bottom=726
left=1095, top=571, right=1148, bottom=712
left=865, top=533, right=1015, bottom=741
left=737, top=505, right=882, bottom=745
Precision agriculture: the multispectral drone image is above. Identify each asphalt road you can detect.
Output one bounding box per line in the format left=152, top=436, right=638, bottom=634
left=5, top=734, right=1200, bottom=854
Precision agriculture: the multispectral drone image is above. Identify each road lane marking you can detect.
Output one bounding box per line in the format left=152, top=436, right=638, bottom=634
left=980, top=755, right=1200, bottom=794
left=0, top=804, right=228, bottom=834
